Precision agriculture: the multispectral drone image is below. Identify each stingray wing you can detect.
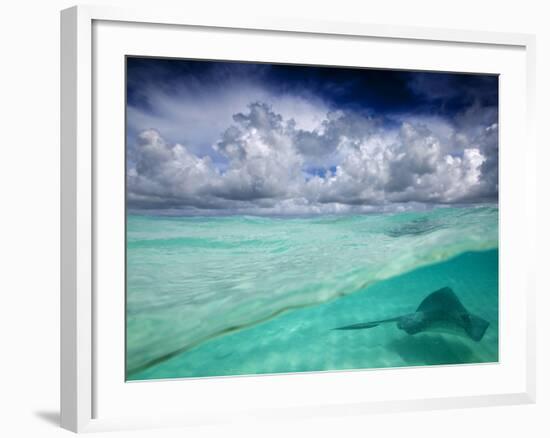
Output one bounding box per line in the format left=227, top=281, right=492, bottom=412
left=416, top=287, right=468, bottom=314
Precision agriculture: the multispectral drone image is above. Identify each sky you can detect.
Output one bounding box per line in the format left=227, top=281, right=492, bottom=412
left=126, top=57, right=498, bottom=215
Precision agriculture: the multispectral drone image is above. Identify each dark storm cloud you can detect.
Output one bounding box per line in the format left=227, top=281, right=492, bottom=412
left=126, top=58, right=498, bottom=214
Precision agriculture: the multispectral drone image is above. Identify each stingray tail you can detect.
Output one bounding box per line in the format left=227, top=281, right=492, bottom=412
left=332, top=317, right=399, bottom=331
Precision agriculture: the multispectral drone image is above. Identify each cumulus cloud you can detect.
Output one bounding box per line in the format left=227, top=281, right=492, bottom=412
left=212, top=102, right=304, bottom=201
left=127, top=98, right=498, bottom=215
left=126, top=74, right=329, bottom=164
left=127, top=129, right=219, bottom=210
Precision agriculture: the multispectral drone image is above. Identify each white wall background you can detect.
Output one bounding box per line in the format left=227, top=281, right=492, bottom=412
left=0, top=1, right=547, bottom=437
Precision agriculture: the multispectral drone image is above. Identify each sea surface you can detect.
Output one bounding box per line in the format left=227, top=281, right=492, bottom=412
left=126, top=206, right=499, bottom=380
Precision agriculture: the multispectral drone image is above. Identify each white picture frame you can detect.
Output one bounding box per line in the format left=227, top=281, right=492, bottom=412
left=60, top=4, right=537, bottom=433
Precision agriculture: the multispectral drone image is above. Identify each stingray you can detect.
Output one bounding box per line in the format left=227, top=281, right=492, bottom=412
left=333, top=287, right=489, bottom=341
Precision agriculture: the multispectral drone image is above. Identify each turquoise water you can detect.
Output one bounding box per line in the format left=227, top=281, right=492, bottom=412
left=126, top=206, right=498, bottom=380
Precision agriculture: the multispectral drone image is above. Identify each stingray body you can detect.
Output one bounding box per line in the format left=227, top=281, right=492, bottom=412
left=334, top=287, right=489, bottom=341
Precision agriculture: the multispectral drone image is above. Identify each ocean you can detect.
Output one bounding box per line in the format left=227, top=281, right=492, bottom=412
left=126, top=206, right=498, bottom=380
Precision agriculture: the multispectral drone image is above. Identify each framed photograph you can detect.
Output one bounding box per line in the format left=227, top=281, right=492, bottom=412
left=61, top=5, right=536, bottom=433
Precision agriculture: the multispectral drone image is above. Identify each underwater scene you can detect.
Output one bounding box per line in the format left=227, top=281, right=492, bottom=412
left=126, top=206, right=498, bottom=380
left=125, top=57, right=499, bottom=380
